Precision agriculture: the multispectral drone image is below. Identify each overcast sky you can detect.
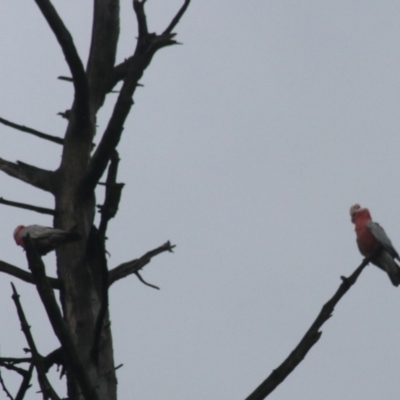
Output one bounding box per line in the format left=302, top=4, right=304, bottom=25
left=1, top=1, right=400, bottom=399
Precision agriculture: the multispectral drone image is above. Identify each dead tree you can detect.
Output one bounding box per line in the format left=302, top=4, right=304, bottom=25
left=0, top=1, right=190, bottom=399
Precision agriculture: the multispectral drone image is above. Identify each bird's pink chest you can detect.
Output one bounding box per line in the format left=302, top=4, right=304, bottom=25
left=355, top=225, right=378, bottom=256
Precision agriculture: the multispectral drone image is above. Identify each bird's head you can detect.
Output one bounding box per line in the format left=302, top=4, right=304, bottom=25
left=13, top=225, right=26, bottom=246
left=349, top=204, right=371, bottom=223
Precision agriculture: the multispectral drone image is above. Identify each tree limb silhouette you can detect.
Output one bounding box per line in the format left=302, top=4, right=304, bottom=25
left=11, top=283, right=60, bottom=400
left=109, top=241, right=175, bottom=286
left=245, top=256, right=372, bottom=400
left=33, top=0, right=89, bottom=127
left=0, top=260, right=60, bottom=289
left=0, top=197, right=55, bottom=215
left=0, top=116, right=64, bottom=145
left=0, top=159, right=54, bottom=192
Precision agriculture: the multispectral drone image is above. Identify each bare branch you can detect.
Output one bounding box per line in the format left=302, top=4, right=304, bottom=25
left=109, top=241, right=175, bottom=286
left=0, top=368, right=14, bottom=400
left=57, top=76, right=72, bottom=82
left=0, top=260, right=60, bottom=289
left=0, top=158, right=54, bottom=193
left=23, top=236, right=100, bottom=400
left=98, top=151, right=124, bottom=237
left=245, top=256, right=372, bottom=400
left=11, top=283, right=61, bottom=400
left=164, top=0, right=191, bottom=34
left=0, top=358, right=34, bottom=400
left=14, top=363, right=34, bottom=400
left=0, top=197, right=55, bottom=215
left=135, top=271, right=160, bottom=290
left=82, top=0, right=188, bottom=194
left=133, top=0, right=149, bottom=37
left=0, top=358, right=31, bottom=365
left=0, top=116, right=64, bottom=145
left=0, top=360, right=30, bottom=377
left=86, top=0, right=120, bottom=112
left=33, top=0, right=89, bottom=124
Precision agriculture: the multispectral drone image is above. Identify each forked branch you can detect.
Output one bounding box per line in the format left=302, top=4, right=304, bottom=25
left=245, top=256, right=372, bottom=400
left=14, top=364, right=34, bottom=400
left=82, top=0, right=189, bottom=194
left=0, top=358, right=34, bottom=400
left=111, top=0, right=190, bottom=89
left=11, top=283, right=60, bottom=400
left=109, top=241, right=175, bottom=286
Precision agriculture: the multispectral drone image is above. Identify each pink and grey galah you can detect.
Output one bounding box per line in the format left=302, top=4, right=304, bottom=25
left=350, top=204, right=400, bottom=286
left=13, top=225, right=81, bottom=255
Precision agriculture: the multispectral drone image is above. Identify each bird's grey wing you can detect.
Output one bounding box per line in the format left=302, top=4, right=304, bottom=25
left=366, top=221, right=400, bottom=259
left=28, top=225, right=59, bottom=239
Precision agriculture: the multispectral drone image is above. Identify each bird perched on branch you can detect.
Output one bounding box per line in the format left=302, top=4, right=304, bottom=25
left=13, top=225, right=81, bottom=255
left=350, top=204, right=400, bottom=286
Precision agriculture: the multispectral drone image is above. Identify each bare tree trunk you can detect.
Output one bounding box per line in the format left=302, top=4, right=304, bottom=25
left=0, top=1, right=190, bottom=399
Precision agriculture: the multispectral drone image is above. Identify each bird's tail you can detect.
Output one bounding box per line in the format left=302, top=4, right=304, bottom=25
left=383, top=256, right=400, bottom=287
left=388, top=268, right=400, bottom=287
left=373, top=251, right=400, bottom=287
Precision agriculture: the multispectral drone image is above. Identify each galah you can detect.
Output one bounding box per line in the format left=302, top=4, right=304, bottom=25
left=13, top=225, right=81, bottom=255
left=350, top=204, right=400, bottom=286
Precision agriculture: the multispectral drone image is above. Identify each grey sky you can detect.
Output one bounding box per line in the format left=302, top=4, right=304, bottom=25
left=1, top=1, right=400, bottom=399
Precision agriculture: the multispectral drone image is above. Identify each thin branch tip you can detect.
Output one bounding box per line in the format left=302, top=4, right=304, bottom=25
left=0, top=197, right=55, bottom=215
left=135, top=272, right=160, bottom=290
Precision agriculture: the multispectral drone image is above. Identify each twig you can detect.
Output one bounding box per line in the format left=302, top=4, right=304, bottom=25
left=23, top=235, right=100, bottom=400
left=57, top=76, right=72, bottom=82
left=0, top=197, right=55, bottom=215
left=163, top=0, right=191, bottom=34
left=0, top=367, right=14, bottom=400
left=0, top=358, right=31, bottom=365
left=108, top=241, right=175, bottom=286
left=57, top=110, right=70, bottom=120
left=135, top=271, right=160, bottom=290
left=0, top=360, right=30, bottom=377
left=245, top=256, right=373, bottom=400
left=11, top=283, right=60, bottom=400
left=0, top=260, right=60, bottom=289
left=0, top=116, right=64, bottom=145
